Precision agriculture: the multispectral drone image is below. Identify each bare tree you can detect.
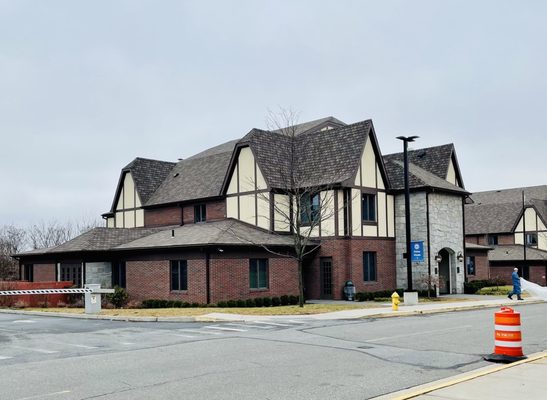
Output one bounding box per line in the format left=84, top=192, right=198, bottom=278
left=28, top=217, right=103, bottom=250
left=226, top=108, right=344, bottom=307
left=0, top=225, right=27, bottom=280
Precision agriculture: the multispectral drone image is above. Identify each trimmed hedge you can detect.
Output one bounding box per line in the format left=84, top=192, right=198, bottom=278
left=140, top=295, right=302, bottom=309
left=464, top=279, right=505, bottom=294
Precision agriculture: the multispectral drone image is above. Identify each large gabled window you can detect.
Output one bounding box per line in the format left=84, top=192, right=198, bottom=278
left=362, top=193, right=376, bottom=222
left=300, top=193, right=320, bottom=226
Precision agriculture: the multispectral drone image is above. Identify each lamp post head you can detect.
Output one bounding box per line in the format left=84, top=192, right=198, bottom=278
left=396, top=135, right=420, bottom=142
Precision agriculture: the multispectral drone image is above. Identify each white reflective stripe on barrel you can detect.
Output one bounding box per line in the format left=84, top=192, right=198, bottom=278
left=495, top=340, right=522, bottom=348
left=495, top=325, right=521, bottom=331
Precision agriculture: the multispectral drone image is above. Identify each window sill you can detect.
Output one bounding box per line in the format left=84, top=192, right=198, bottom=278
left=250, top=288, right=269, bottom=292
left=170, top=290, right=188, bottom=293
left=362, top=221, right=377, bottom=225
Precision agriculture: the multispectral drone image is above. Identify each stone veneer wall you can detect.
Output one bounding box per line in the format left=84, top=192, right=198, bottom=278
left=395, top=192, right=465, bottom=293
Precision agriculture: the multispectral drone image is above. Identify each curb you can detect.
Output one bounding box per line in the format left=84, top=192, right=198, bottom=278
left=370, top=350, right=547, bottom=400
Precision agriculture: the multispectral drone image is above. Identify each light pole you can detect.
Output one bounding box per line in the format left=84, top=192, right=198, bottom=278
left=397, top=135, right=419, bottom=291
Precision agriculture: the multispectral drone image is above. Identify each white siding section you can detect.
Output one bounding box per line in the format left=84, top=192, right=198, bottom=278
left=362, top=139, right=376, bottom=187
left=135, top=209, right=144, bottom=227
left=364, top=225, right=377, bottom=236
left=376, top=164, right=385, bottom=189
left=116, top=188, right=124, bottom=210
left=124, top=211, right=135, bottom=228
left=351, top=189, right=361, bottom=236
left=239, top=194, right=255, bottom=225
left=238, top=147, right=255, bottom=192
left=274, top=194, right=290, bottom=232
left=115, top=212, right=123, bottom=228
left=256, top=164, right=267, bottom=190
left=337, top=190, right=345, bottom=236
left=446, top=160, right=457, bottom=186
left=321, top=190, right=336, bottom=237
left=123, top=173, right=135, bottom=209
left=378, top=192, right=387, bottom=237
left=354, top=165, right=361, bottom=186
left=106, top=218, right=115, bottom=228
left=387, top=194, right=395, bottom=237
left=257, top=193, right=270, bottom=229
left=226, top=196, right=238, bottom=219
left=227, top=165, right=238, bottom=194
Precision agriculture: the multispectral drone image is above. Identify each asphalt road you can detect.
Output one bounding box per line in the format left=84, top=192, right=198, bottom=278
left=1, top=303, right=546, bottom=400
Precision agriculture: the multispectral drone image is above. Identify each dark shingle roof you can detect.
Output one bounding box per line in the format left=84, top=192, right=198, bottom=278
left=146, top=149, right=235, bottom=206
left=117, top=219, right=298, bottom=250
left=115, top=157, right=176, bottom=208
left=270, top=116, right=346, bottom=136
left=465, top=242, right=493, bottom=251
left=465, top=186, right=547, bottom=235
left=465, top=202, right=523, bottom=234
left=383, top=144, right=456, bottom=184
left=15, top=220, right=298, bottom=257
left=15, top=227, right=168, bottom=256
left=383, top=158, right=468, bottom=194
left=489, top=245, right=547, bottom=262
left=244, top=120, right=370, bottom=189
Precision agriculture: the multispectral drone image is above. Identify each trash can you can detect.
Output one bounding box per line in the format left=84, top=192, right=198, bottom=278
left=343, top=280, right=356, bottom=301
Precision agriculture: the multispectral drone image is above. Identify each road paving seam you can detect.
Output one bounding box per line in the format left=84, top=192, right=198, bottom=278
left=370, top=350, right=547, bottom=400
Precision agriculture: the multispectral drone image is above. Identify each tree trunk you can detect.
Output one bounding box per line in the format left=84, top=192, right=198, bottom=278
left=298, top=258, right=304, bottom=307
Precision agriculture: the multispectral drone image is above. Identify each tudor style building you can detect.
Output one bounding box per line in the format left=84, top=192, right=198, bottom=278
left=15, top=117, right=469, bottom=302
left=465, top=185, right=547, bottom=285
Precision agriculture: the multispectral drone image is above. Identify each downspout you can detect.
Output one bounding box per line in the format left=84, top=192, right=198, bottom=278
left=205, top=250, right=211, bottom=305
left=462, top=196, right=467, bottom=280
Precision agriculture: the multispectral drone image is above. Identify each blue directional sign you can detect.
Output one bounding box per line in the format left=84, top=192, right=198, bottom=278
left=411, top=241, right=424, bottom=262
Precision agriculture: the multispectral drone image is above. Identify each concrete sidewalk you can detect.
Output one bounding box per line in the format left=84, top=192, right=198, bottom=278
left=0, top=295, right=543, bottom=322
left=372, top=351, right=547, bottom=400
left=198, top=296, right=544, bottom=322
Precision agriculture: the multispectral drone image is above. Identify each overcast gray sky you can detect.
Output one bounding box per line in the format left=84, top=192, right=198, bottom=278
left=1, top=0, right=546, bottom=227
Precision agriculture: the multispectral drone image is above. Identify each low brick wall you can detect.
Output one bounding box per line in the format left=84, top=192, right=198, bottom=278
left=0, top=281, right=73, bottom=307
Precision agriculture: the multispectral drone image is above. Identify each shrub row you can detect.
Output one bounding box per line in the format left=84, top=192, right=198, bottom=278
left=464, top=278, right=505, bottom=294
left=140, top=295, right=300, bottom=309
left=141, top=299, right=203, bottom=308
left=216, top=295, right=299, bottom=308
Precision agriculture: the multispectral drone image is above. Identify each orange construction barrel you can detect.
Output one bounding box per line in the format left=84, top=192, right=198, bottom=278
left=484, top=307, right=526, bottom=363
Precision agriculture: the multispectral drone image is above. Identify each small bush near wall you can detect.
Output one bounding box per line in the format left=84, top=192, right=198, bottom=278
left=464, top=278, right=505, bottom=294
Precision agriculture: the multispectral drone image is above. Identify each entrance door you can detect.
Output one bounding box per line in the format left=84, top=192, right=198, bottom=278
left=438, top=249, right=450, bottom=294
left=320, top=258, right=333, bottom=299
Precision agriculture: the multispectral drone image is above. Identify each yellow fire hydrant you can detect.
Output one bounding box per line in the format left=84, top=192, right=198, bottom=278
left=391, top=292, right=400, bottom=311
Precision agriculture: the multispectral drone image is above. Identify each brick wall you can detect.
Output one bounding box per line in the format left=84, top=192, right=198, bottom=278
left=305, top=237, right=396, bottom=300
left=144, top=206, right=181, bottom=227
left=125, top=249, right=299, bottom=304
left=183, top=200, right=226, bottom=224
left=490, top=266, right=515, bottom=285
left=207, top=200, right=226, bottom=221
left=0, top=281, right=72, bottom=307
left=465, top=251, right=490, bottom=281
left=528, top=265, right=547, bottom=286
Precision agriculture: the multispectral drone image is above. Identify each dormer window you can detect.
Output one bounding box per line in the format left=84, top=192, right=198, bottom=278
left=194, top=204, right=206, bottom=223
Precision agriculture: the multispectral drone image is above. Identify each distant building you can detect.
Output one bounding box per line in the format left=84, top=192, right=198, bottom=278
left=465, top=185, right=547, bottom=285
left=14, top=117, right=468, bottom=302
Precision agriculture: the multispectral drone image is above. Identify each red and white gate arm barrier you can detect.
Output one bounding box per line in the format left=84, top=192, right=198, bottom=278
left=0, top=288, right=93, bottom=296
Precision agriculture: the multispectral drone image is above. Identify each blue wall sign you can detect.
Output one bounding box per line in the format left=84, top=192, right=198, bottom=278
left=411, top=241, right=424, bottom=262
